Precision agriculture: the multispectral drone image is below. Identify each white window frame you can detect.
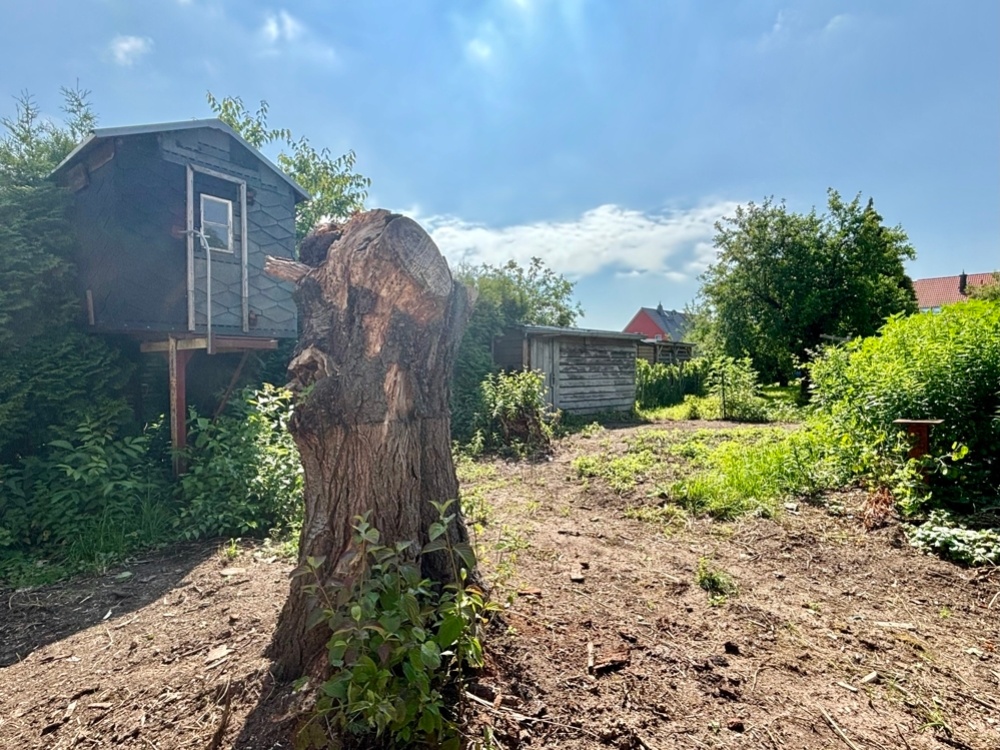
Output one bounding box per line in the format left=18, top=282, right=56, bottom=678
left=200, top=194, right=234, bottom=253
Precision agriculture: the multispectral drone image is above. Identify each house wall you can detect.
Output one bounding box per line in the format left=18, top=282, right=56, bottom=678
left=623, top=310, right=664, bottom=339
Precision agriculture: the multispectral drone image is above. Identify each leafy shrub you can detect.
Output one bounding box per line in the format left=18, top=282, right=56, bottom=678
left=635, top=358, right=709, bottom=410
left=707, top=356, right=770, bottom=422
left=475, top=370, right=555, bottom=456
left=178, top=384, right=302, bottom=539
left=0, top=412, right=171, bottom=552
left=810, top=301, right=1000, bottom=508
left=298, top=504, right=494, bottom=749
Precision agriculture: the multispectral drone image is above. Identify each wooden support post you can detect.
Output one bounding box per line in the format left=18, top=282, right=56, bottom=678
left=892, top=419, right=944, bottom=460
left=168, top=336, right=194, bottom=476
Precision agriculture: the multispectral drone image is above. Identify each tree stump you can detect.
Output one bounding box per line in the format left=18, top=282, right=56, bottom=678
left=264, top=209, right=475, bottom=679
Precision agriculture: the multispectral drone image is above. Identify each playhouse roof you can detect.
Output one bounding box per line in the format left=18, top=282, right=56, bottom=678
left=52, top=118, right=310, bottom=201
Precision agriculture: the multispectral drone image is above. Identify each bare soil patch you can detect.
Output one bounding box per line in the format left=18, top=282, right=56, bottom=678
left=2, top=421, right=998, bottom=749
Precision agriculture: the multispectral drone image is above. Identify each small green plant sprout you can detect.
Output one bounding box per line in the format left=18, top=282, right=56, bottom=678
left=938, top=606, right=952, bottom=619
left=579, top=421, right=604, bottom=438
left=297, top=504, right=498, bottom=749
left=695, top=557, right=737, bottom=605
left=220, top=538, right=240, bottom=561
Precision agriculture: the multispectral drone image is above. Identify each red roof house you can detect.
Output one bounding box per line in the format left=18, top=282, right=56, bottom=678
left=623, top=304, right=689, bottom=341
left=912, top=272, right=997, bottom=311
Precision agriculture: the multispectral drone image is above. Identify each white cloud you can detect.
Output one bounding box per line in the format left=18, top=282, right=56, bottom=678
left=261, top=10, right=304, bottom=44
left=466, top=38, right=494, bottom=63
left=824, top=14, right=852, bottom=34
left=757, top=10, right=788, bottom=49
left=107, top=35, right=153, bottom=66
left=258, top=9, right=335, bottom=65
left=408, top=201, right=738, bottom=282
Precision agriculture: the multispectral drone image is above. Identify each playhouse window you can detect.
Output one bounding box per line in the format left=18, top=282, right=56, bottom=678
left=200, top=195, right=233, bottom=252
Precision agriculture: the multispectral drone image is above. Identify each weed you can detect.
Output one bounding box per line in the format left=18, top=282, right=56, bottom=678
left=624, top=504, right=687, bottom=534
left=695, top=557, right=737, bottom=603
left=220, top=538, right=240, bottom=561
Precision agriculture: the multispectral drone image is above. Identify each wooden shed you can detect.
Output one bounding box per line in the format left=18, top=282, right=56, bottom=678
left=636, top=338, right=695, bottom=365
left=493, top=325, right=643, bottom=415
left=51, top=118, right=309, bottom=470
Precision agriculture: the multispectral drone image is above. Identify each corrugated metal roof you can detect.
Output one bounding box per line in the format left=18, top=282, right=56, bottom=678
left=51, top=118, right=310, bottom=201
left=913, top=272, right=997, bottom=309
left=518, top=324, right=645, bottom=341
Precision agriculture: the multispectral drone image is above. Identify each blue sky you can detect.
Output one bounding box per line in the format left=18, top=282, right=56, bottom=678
left=2, top=0, right=998, bottom=329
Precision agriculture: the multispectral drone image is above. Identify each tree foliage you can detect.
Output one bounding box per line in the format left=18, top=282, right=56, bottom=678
left=969, top=272, right=1000, bottom=302
left=451, top=258, right=581, bottom=441
left=697, top=190, right=917, bottom=384
left=206, top=93, right=370, bottom=240
left=0, top=88, right=131, bottom=462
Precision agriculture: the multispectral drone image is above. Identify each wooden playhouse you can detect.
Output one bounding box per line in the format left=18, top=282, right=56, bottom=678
left=52, top=118, right=308, bottom=470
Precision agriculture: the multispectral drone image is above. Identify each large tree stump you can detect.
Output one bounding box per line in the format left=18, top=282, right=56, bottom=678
left=264, top=209, right=475, bottom=680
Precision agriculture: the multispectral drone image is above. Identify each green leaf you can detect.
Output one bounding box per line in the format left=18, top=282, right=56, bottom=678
left=419, top=640, right=441, bottom=669
left=436, top=615, right=465, bottom=648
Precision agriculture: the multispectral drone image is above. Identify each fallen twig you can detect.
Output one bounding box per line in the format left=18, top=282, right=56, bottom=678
left=821, top=708, right=863, bottom=750
left=206, top=675, right=232, bottom=750
left=464, top=691, right=601, bottom=740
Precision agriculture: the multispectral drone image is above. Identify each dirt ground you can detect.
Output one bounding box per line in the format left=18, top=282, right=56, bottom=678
left=1, top=421, right=998, bottom=749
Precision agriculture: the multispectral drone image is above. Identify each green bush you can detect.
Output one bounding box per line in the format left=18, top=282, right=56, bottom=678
left=635, top=357, right=709, bottom=410
left=707, top=356, right=770, bottom=422
left=298, top=504, right=493, bottom=749
left=0, top=413, right=171, bottom=552
left=178, top=384, right=302, bottom=539
left=474, top=370, right=555, bottom=455
left=810, top=301, right=1000, bottom=508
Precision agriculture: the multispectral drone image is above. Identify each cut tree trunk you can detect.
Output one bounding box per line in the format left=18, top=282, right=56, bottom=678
left=264, top=209, right=476, bottom=680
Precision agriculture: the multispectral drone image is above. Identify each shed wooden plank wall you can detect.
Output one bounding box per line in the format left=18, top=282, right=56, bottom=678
left=554, top=338, right=636, bottom=414
left=636, top=341, right=695, bottom=365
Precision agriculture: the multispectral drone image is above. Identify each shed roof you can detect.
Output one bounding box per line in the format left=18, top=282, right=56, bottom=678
left=51, top=118, right=310, bottom=202
left=912, top=272, right=996, bottom=309
left=517, top=324, right=645, bottom=341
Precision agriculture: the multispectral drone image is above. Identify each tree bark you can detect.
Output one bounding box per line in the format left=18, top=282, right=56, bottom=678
left=264, top=209, right=475, bottom=680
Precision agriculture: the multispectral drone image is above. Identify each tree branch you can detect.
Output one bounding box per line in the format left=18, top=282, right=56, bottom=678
left=265, top=256, right=311, bottom=284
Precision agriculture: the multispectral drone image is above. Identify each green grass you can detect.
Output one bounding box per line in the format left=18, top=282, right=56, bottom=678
left=572, top=449, right=660, bottom=494
left=666, top=426, right=841, bottom=520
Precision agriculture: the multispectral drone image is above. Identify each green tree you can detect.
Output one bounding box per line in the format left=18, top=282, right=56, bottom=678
left=0, top=88, right=131, bottom=462
left=696, top=190, right=917, bottom=385
left=970, top=272, right=1000, bottom=302
left=451, top=257, right=581, bottom=440
left=206, top=93, right=370, bottom=240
